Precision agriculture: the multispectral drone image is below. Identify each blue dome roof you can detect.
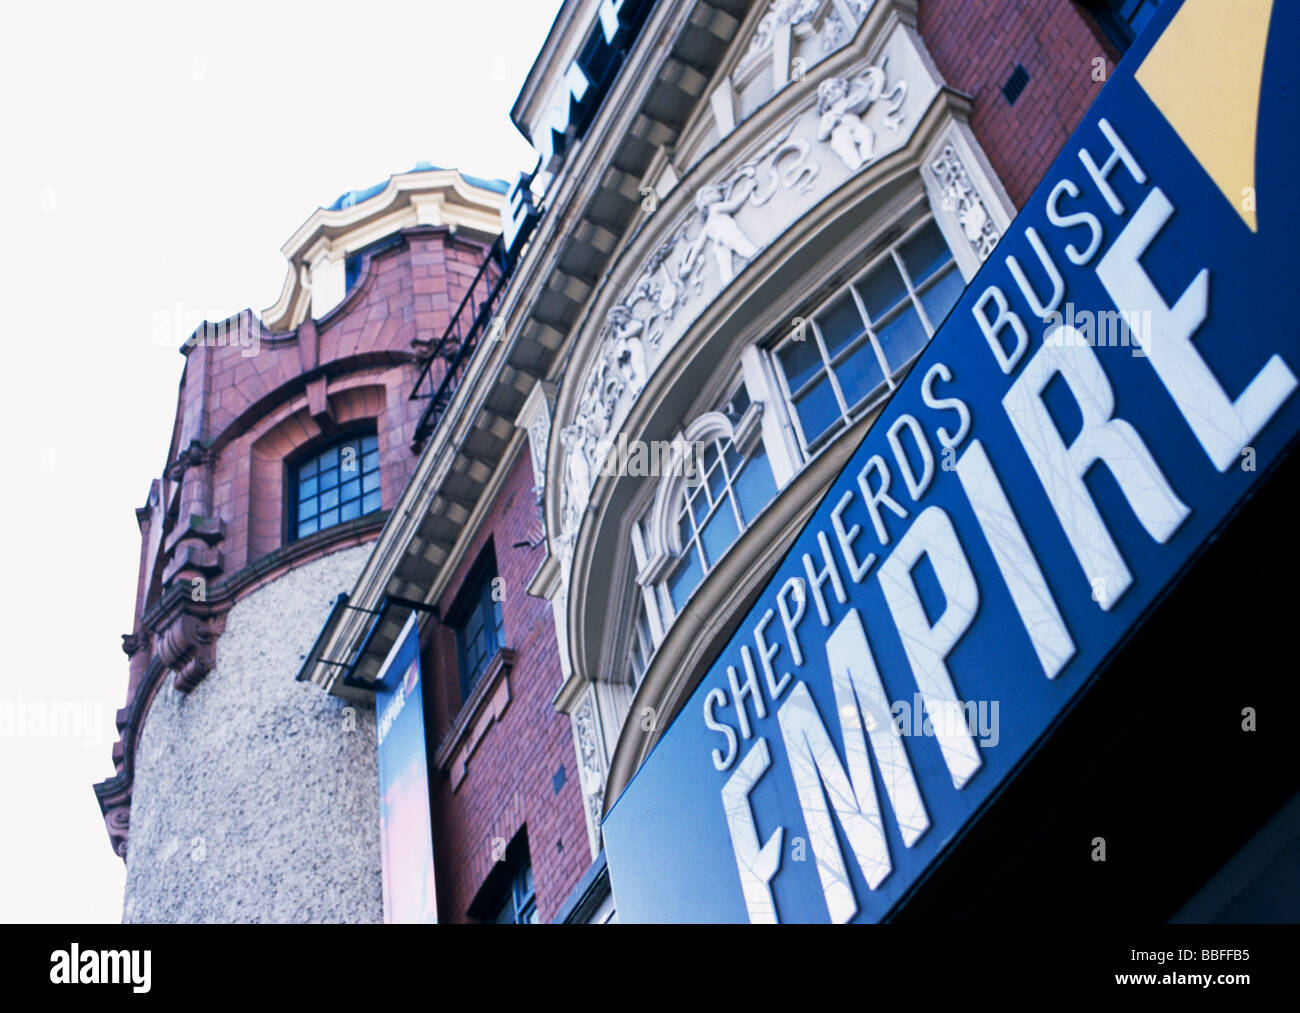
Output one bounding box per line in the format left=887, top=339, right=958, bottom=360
left=328, top=163, right=509, bottom=211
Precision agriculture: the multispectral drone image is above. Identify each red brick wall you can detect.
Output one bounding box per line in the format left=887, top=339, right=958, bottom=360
left=919, top=0, right=1121, bottom=209
left=424, top=448, right=589, bottom=924
left=141, top=227, right=493, bottom=602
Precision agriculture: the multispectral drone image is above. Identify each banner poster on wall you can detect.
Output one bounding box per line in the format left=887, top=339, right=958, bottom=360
left=375, top=611, right=438, bottom=924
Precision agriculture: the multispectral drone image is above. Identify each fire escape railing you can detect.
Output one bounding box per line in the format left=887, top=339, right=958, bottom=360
left=409, top=234, right=511, bottom=444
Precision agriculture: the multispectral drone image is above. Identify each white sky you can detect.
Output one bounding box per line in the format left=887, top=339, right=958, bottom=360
left=0, top=0, right=562, bottom=923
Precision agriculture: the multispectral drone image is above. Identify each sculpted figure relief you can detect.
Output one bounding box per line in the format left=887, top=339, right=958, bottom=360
left=679, top=182, right=759, bottom=286
left=816, top=66, right=907, bottom=172
left=556, top=59, right=911, bottom=548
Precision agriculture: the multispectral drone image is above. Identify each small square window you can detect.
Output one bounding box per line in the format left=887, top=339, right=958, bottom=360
left=290, top=431, right=383, bottom=541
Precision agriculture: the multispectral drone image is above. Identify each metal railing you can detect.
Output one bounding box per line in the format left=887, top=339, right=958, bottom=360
left=409, top=234, right=510, bottom=444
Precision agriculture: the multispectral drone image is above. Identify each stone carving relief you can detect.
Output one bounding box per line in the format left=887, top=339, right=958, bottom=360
left=739, top=0, right=876, bottom=76
left=572, top=689, right=606, bottom=852
left=556, top=27, right=933, bottom=555
left=743, top=0, right=821, bottom=64
left=816, top=65, right=906, bottom=172
left=559, top=117, right=828, bottom=543
left=559, top=67, right=912, bottom=551
left=930, top=142, right=1001, bottom=260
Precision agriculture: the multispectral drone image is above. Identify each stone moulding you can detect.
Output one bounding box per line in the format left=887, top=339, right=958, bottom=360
left=549, top=15, right=938, bottom=562
left=433, top=647, right=517, bottom=791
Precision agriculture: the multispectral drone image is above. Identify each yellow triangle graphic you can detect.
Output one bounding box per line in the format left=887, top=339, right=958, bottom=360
left=1135, top=0, right=1274, bottom=232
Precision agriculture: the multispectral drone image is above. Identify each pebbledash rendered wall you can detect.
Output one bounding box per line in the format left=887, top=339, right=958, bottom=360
left=123, top=544, right=381, bottom=924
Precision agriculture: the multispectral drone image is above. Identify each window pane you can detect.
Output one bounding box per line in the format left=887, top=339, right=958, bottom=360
left=833, top=342, right=887, bottom=411
left=816, top=293, right=866, bottom=358
left=919, top=265, right=965, bottom=332
left=723, top=442, right=743, bottom=475
left=362, top=434, right=379, bottom=454
left=873, top=303, right=929, bottom=373
left=699, top=501, right=740, bottom=567
left=777, top=336, right=824, bottom=394
left=700, top=441, right=720, bottom=480
left=725, top=384, right=750, bottom=419
left=676, top=511, right=692, bottom=551
left=464, top=607, right=485, bottom=643
left=689, top=486, right=710, bottom=526
left=856, top=257, right=906, bottom=321
left=292, top=433, right=380, bottom=540
left=899, top=220, right=952, bottom=285
left=733, top=448, right=778, bottom=525
left=793, top=374, right=843, bottom=445
left=706, top=456, right=726, bottom=502
left=668, top=549, right=704, bottom=613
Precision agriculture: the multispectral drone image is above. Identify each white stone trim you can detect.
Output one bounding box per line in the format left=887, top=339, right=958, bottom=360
left=922, top=120, right=1017, bottom=280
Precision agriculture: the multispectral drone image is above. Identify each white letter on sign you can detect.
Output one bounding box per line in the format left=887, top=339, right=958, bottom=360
left=956, top=439, right=1076, bottom=680
left=1097, top=187, right=1298, bottom=472
left=775, top=611, right=930, bottom=924
left=877, top=506, right=983, bottom=789
left=722, top=738, right=783, bottom=923
left=1003, top=335, right=1190, bottom=610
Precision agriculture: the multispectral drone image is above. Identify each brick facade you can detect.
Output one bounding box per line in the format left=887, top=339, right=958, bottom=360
left=421, top=449, right=590, bottom=923
left=919, top=0, right=1120, bottom=208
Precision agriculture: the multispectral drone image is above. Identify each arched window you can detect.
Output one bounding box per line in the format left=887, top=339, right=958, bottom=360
left=636, top=381, right=779, bottom=627
left=290, top=431, right=381, bottom=540
left=770, top=215, right=963, bottom=453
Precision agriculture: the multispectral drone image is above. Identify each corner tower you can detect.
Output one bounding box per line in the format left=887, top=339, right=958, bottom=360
left=95, top=167, right=505, bottom=922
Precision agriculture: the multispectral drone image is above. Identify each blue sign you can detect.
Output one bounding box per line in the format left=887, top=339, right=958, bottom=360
left=602, top=0, right=1300, bottom=923
left=375, top=613, right=438, bottom=923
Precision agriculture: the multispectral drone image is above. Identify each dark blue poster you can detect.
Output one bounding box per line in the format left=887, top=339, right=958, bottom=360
left=375, top=612, right=438, bottom=923
left=603, top=0, right=1299, bottom=923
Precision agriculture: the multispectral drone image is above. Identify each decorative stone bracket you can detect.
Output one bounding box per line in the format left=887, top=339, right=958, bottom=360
left=155, top=608, right=223, bottom=694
